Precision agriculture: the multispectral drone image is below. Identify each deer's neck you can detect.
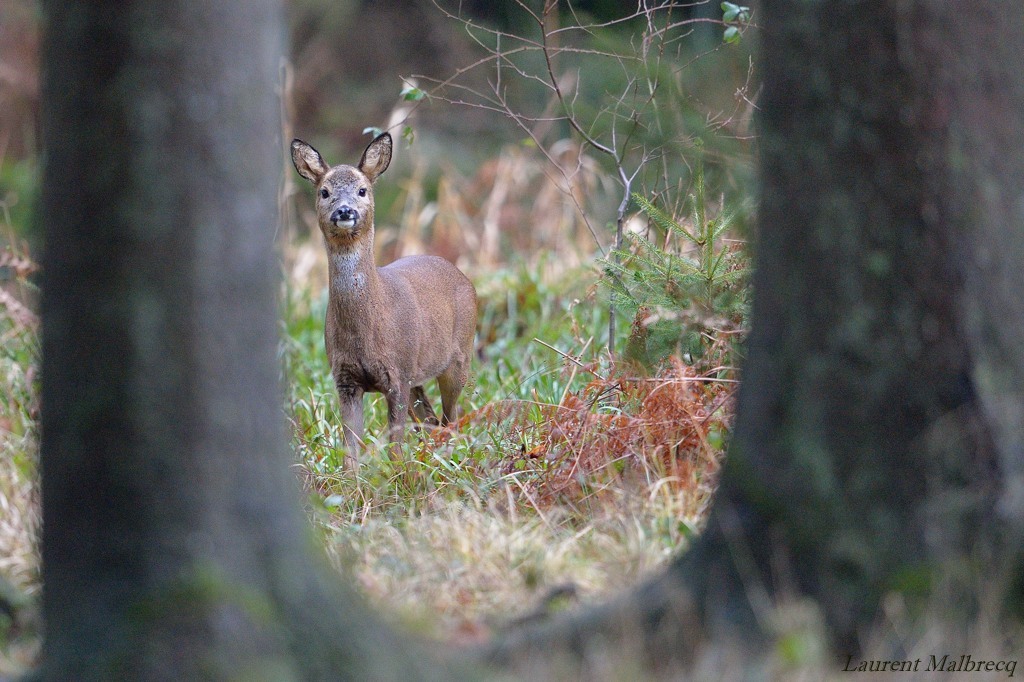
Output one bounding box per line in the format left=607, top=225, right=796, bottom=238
left=326, top=241, right=382, bottom=308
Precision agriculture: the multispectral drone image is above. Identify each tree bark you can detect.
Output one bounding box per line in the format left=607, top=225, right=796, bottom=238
left=942, top=0, right=1024, bottom=619
left=37, top=2, right=455, bottom=679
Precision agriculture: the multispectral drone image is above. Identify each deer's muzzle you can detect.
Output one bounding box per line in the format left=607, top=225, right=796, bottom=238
left=331, top=206, right=359, bottom=227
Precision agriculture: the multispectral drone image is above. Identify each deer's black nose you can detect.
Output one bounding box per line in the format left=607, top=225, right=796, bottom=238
left=331, top=206, right=358, bottom=224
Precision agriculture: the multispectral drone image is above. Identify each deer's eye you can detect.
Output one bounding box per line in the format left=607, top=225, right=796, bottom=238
left=358, top=187, right=367, bottom=197
left=319, top=188, right=329, bottom=199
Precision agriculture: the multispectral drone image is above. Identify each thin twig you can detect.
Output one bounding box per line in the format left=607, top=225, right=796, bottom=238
left=531, top=337, right=606, bottom=382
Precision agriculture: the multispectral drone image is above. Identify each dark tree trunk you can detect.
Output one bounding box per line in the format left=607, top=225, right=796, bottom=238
left=702, top=0, right=1006, bottom=648
left=485, top=0, right=1024, bottom=672
left=716, top=0, right=1024, bottom=649
left=37, top=1, right=453, bottom=679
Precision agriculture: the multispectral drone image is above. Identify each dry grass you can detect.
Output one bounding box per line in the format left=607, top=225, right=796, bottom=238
left=291, top=345, right=734, bottom=644
left=328, top=492, right=692, bottom=644
left=320, top=372, right=731, bottom=641
left=455, top=358, right=731, bottom=515
left=0, top=239, right=40, bottom=594
left=0, top=452, right=38, bottom=594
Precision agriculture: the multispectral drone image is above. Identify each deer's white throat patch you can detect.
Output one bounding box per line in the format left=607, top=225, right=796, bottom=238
left=330, top=251, right=367, bottom=291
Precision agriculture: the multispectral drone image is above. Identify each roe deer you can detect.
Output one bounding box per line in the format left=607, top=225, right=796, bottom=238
left=291, top=133, right=477, bottom=467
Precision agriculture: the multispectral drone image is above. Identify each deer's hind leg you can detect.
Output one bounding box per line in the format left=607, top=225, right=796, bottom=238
left=383, top=381, right=412, bottom=448
left=408, top=385, right=440, bottom=427
left=437, top=359, right=469, bottom=427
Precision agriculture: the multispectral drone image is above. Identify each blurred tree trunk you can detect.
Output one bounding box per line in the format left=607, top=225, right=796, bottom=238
left=36, top=0, right=1024, bottom=679
left=485, top=0, right=1024, bottom=672
left=716, top=0, right=1024, bottom=648
left=37, top=1, right=452, bottom=679
left=697, top=0, right=1012, bottom=647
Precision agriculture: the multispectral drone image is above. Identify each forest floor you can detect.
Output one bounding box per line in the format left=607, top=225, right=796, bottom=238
left=0, top=234, right=736, bottom=673
left=282, top=258, right=734, bottom=643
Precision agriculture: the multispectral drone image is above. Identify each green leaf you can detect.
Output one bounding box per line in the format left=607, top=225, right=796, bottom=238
left=402, top=125, right=415, bottom=145
left=724, top=26, right=740, bottom=43
left=400, top=84, right=426, bottom=101
left=723, top=3, right=751, bottom=23
left=712, top=212, right=735, bottom=240
left=718, top=268, right=750, bottom=285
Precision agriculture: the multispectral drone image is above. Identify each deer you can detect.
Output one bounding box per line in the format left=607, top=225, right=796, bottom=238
left=291, top=132, right=477, bottom=468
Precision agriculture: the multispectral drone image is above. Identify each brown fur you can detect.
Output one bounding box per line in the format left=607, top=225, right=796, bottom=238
left=291, top=133, right=477, bottom=467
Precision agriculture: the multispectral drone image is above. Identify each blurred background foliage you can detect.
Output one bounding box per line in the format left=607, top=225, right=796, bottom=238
left=2, top=0, right=756, bottom=264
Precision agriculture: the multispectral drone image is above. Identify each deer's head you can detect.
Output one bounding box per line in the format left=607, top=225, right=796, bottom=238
left=291, top=133, right=392, bottom=249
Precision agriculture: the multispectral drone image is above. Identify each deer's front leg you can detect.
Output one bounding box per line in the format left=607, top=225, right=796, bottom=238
left=336, top=384, right=364, bottom=469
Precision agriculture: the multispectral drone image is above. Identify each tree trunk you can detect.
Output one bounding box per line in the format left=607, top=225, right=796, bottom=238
left=707, top=0, right=1007, bottom=648
left=944, top=0, right=1024, bottom=619
left=37, top=2, right=454, bottom=679
left=722, top=0, right=1024, bottom=648
left=484, top=0, right=1024, bottom=672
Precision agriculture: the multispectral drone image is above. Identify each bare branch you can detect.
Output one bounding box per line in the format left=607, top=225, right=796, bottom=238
left=419, top=0, right=758, bottom=355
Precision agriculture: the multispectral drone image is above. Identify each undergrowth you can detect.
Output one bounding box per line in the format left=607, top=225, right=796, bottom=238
left=282, top=259, right=738, bottom=639
left=603, top=163, right=750, bottom=369
left=1, top=146, right=746, bottom=662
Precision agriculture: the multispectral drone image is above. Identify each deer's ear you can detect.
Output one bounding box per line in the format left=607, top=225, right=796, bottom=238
left=358, top=133, right=392, bottom=183
left=291, top=139, right=328, bottom=184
